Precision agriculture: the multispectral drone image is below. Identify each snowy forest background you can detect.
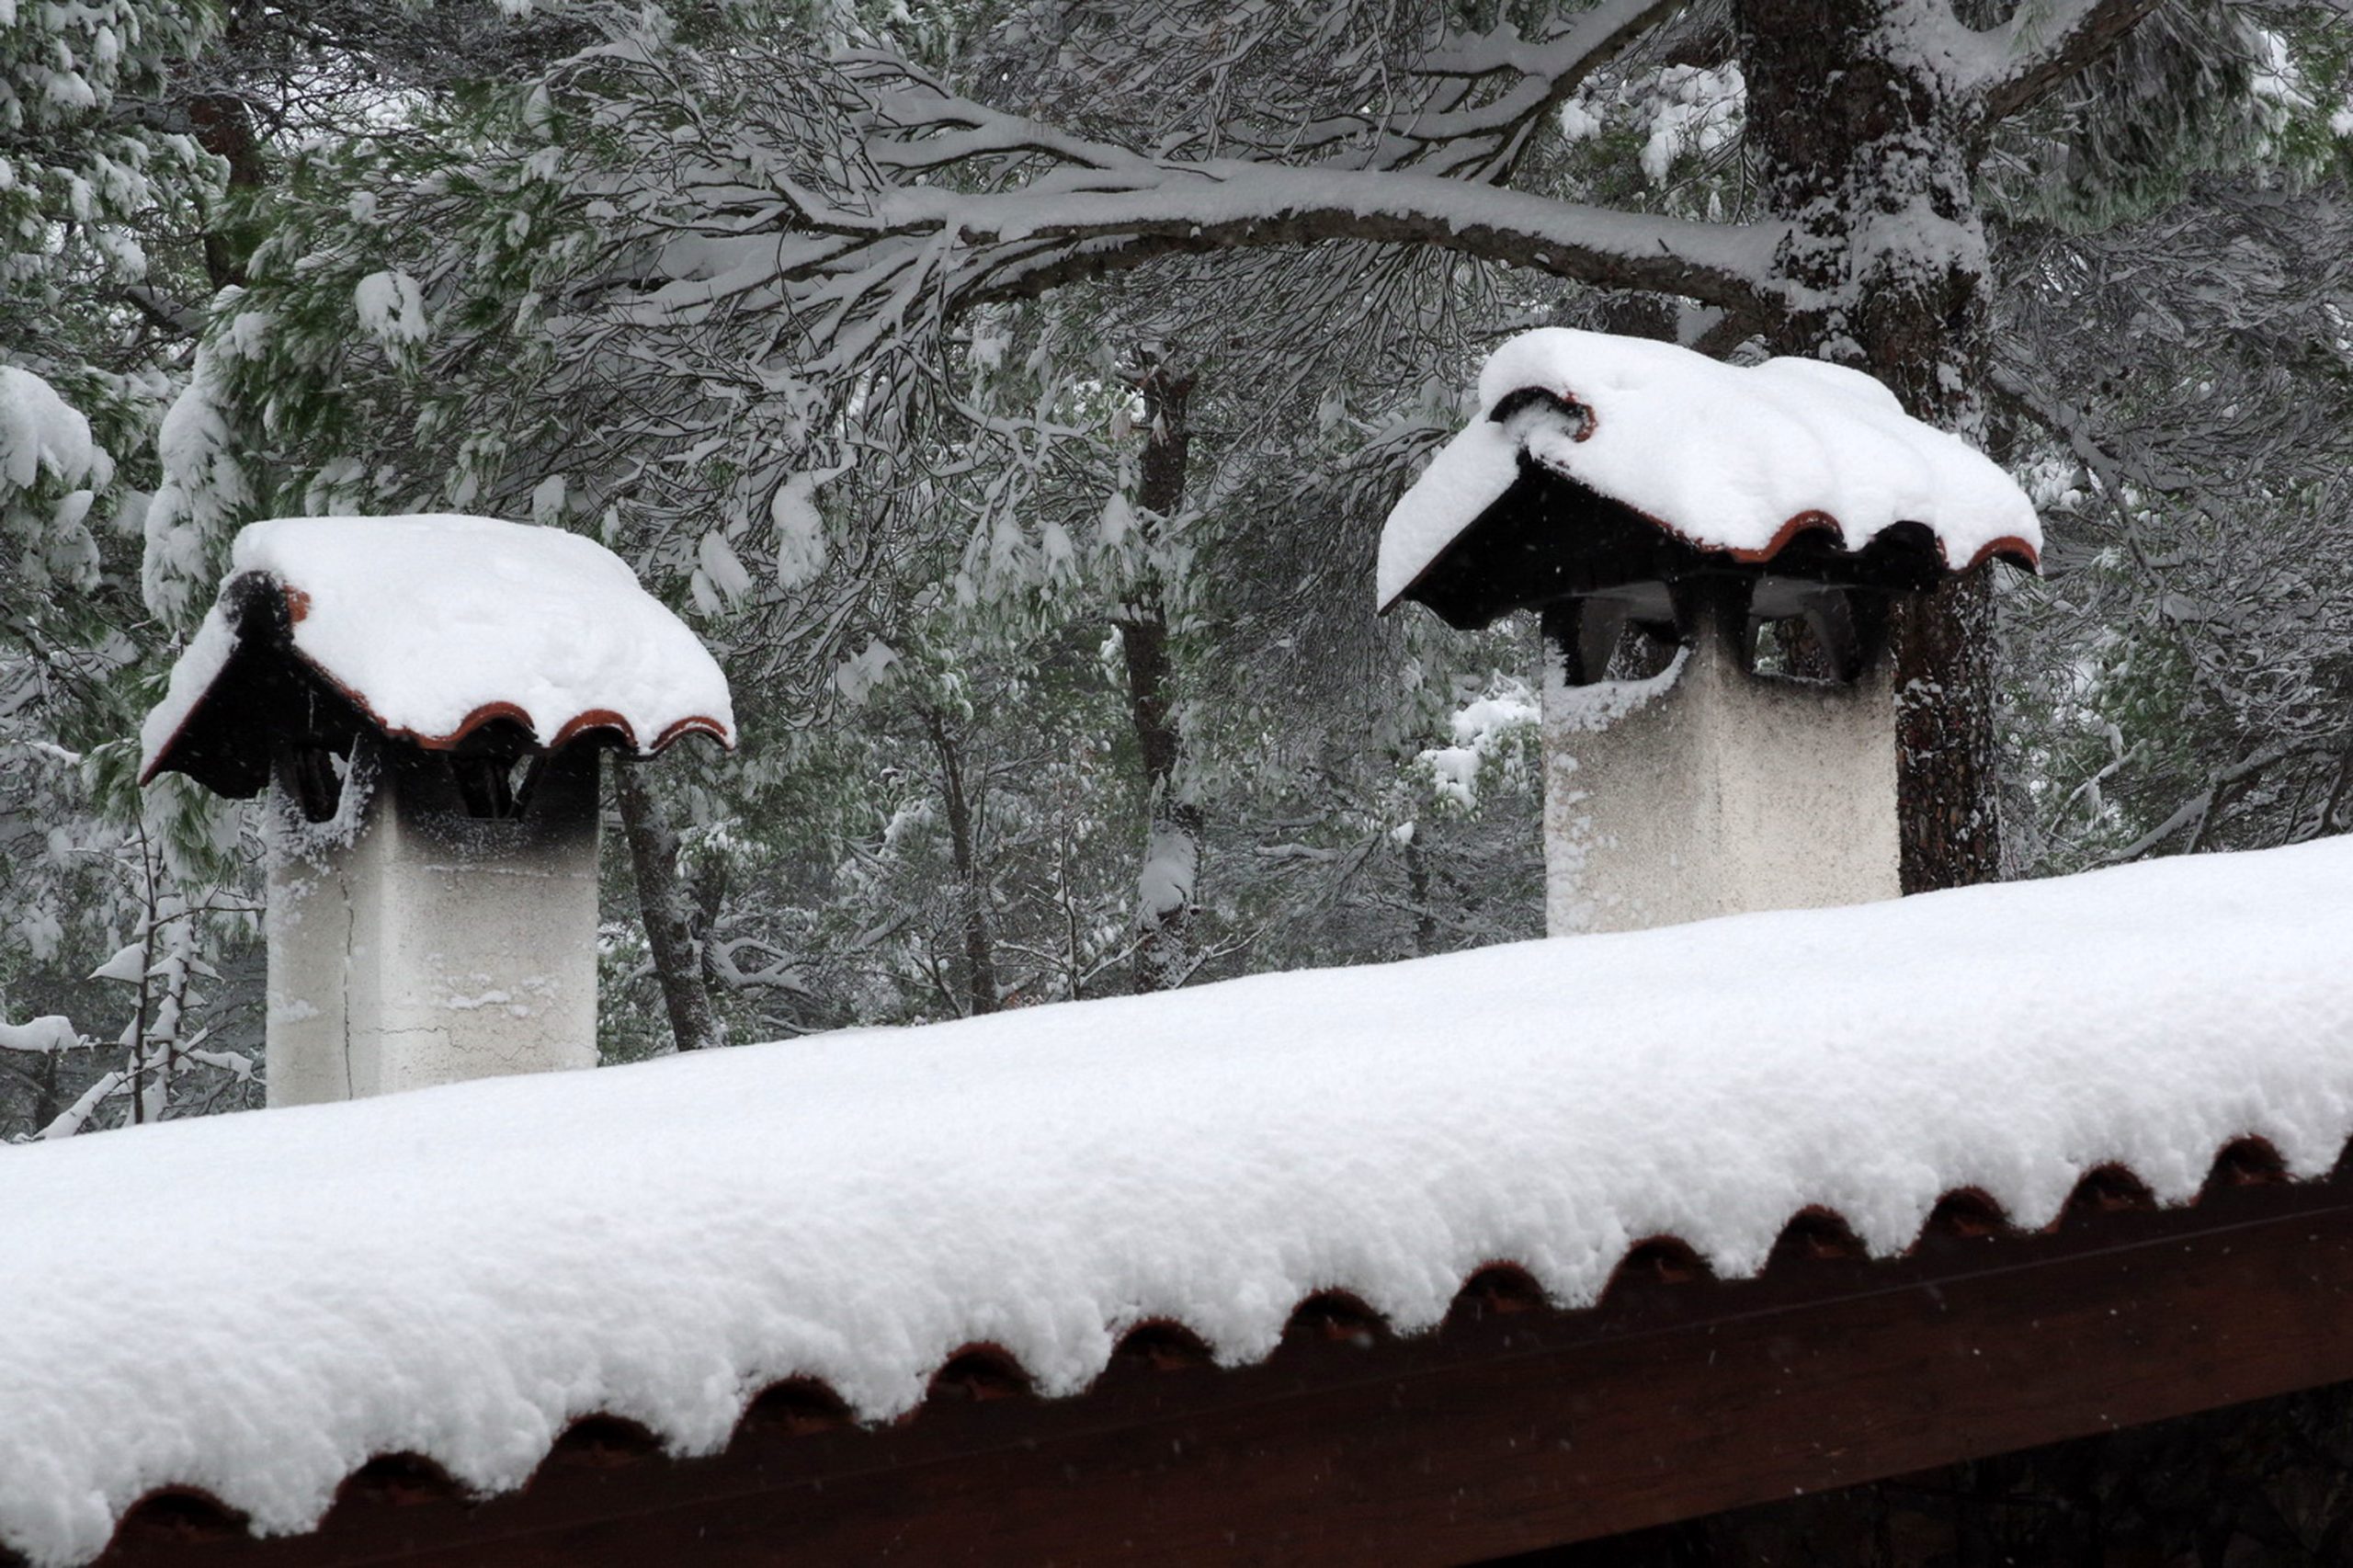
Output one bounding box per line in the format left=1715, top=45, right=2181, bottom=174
left=2, top=0, right=2349, bottom=1140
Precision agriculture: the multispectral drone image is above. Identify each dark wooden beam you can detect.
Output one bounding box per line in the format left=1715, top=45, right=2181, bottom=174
left=98, top=1163, right=2353, bottom=1568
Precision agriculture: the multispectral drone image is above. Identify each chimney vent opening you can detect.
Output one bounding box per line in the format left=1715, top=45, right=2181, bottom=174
left=446, top=746, right=545, bottom=822
left=286, top=744, right=349, bottom=824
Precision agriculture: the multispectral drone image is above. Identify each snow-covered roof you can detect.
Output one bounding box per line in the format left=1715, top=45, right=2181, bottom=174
left=6, top=837, right=2352, bottom=1565
left=1377, top=329, right=2042, bottom=614
left=140, top=515, right=733, bottom=789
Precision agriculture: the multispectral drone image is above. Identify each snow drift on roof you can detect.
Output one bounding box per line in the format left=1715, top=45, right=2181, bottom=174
left=5, top=837, right=2352, bottom=1565
left=139, top=515, right=734, bottom=781
left=1376, top=329, right=2042, bottom=611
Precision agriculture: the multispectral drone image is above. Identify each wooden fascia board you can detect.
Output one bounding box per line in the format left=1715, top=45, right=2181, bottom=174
left=97, top=1170, right=2353, bottom=1568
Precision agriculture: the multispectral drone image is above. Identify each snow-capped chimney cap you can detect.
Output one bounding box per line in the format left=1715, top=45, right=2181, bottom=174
left=141, top=514, right=734, bottom=795
left=1377, top=329, right=2041, bottom=624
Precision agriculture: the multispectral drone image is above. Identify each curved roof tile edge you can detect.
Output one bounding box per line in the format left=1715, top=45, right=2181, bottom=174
left=136, top=578, right=736, bottom=787
left=69, top=1129, right=2325, bottom=1564
left=1546, top=467, right=2046, bottom=576
left=1377, top=469, right=2043, bottom=620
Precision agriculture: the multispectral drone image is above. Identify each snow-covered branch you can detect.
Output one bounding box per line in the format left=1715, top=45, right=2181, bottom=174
left=1971, top=0, right=2164, bottom=127
left=1298, top=0, right=1687, bottom=176
left=1415, top=0, right=1677, bottom=79
left=0, top=1017, right=83, bottom=1055
left=807, top=168, right=1778, bottom=319
left=708, top=936, right=813, bottom=996
left=1988, top=363, right=2190, bottom=496
left=40, top=1070, right=126, bottom=1142
left=2099, top=738, right=2332, bottom=864
left=708, top=31, right=1782, bottom=369
left=849, top=61, right=1163, bottom=179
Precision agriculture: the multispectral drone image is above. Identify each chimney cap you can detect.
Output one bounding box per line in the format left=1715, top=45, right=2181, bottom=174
left=1378, top=330, right=2040, bottom=628
left=141, top=514, right=735, bottom=794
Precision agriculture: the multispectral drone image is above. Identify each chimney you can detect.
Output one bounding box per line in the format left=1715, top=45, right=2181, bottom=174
left=1378, top=329, right=2040, bottom=936
left=140, top=514, right=733, bottom=1103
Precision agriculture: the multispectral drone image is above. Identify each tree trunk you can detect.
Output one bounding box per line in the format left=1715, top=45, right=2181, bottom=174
left=1736, top=0, right=2005, bottom=892
left=1890, top=573, right=2001, bottom=889
left=32, top=1049, right=58, bottom=1136
left=921, top=708, right=999, bottom=1016
left=690, top=852, right=733, bottom=1003
left=188, top=87, right=268, bottom=290
left=614, top=760, right=725, bottom=1051
left=1120, top=362, right=1204, bottom=993
left=1403, top=828, right=1438, bottom=959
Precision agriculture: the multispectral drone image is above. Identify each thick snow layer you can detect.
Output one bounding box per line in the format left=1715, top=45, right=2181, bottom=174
left=6, top=839, right=2353, bottom=1564
left=141, top=515, right=733, bottom=777
left=352, top=271, right=427, bottom=345
left=1378, top=328, right=2041, bottom=609
left=0, top=366, right=98, bottom=491
left=0, top=1016, right=79, bottom=1054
